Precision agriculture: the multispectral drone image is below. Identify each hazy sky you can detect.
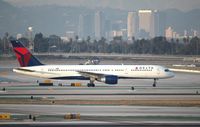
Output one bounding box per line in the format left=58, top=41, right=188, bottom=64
left=4, top=0, right=200, bottom=11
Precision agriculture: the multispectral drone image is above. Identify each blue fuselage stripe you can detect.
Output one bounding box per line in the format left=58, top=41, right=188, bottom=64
left=50, top=76, right=90, bottom=80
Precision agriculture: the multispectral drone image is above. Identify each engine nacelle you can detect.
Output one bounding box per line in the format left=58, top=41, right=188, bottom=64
left=97, top=75, right=118, bottom=84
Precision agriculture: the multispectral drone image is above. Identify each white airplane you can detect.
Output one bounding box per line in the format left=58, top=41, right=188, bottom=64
left=10, top=40, right=175, bottom=87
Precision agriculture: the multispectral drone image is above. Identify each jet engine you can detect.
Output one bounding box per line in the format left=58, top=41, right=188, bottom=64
left=97, top=75, right=118, bottom=84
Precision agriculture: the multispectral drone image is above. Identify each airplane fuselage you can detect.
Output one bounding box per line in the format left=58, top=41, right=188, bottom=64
left=14, top=65, right=174, bottom=82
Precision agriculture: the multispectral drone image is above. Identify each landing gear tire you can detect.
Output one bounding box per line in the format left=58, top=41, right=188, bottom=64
left=87, top=83, right=95, bottom=87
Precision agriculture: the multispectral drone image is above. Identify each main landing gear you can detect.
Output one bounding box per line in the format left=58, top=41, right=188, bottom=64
left=153, top=78, right=157, bottom=87
left=87, top=78, right=95, bottom=87
left=87, top=83, right=95, bottom=87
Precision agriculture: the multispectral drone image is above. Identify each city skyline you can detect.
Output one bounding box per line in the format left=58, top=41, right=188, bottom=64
left=76, top=9, right=198, bottom=40
left=0, top=0, right=200, bottom=39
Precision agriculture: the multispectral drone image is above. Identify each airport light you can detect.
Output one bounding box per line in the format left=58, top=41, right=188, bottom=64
left=28, top=26, right=34, bottom=52
left=28, top=27, right=33, bottom=32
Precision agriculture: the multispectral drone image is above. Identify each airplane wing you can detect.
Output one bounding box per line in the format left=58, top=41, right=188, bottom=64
left=77, top=71, right=105, bottom=79
left=14, top=68, right=56, bottom=75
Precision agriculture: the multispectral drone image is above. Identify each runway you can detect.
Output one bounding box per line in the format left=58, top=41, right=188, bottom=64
left=0, top=71, right=200, bottom=104
left=1, top=104, right=200, bottom=123
left=1, top=71, right=200, bottom=102
left=1, top=104, right=200, bottom=127
left=2, top=122, right=200, bottom=127
left=1, top=104, right=200, bottom=116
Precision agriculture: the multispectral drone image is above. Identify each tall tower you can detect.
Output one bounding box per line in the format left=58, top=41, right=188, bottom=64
left=127, top=12, right=138, bottom=40
left=157, top=11, right=166, bottom=37
left=83, top=14, right=94, bottom=38
left=78, top=14, right=84, bottom=39
left=28, top=27, right=34, bottom=52
left=78, top=14, right=94, bottom=39
left=95, top=11, right=104, bottom=39
left=138, top=10, right=157, bottom=38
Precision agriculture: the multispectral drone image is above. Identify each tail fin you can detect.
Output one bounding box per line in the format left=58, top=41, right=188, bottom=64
left=10, top=40, right=43, bottom=67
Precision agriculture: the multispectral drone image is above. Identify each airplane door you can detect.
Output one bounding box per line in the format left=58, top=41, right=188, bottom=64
left=41, top=68, right=44, bottom=74
left=157, top=68, right=160, bottom=75
left=125, top=68, right=129, bottom=74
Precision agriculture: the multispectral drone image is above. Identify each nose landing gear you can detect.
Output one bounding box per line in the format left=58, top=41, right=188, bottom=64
left=153, top=78, right=157, bottom=87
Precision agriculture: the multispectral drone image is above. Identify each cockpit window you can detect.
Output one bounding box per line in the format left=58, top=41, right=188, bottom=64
left=165, top=69, right=170, bottom=72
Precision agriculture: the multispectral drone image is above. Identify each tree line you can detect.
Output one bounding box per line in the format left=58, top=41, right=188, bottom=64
left=0, top=32, right=200, bottom=55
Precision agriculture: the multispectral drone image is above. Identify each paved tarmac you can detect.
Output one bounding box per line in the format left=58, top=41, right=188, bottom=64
left=1, top=104, right=200, bottom=126
left=0, top=59, right=200, bottom=126
left=1, top=104, right=200, bottom=116
left=1, top=72, right=200, bottom=99
left=1, top=122, right=200, bottom=127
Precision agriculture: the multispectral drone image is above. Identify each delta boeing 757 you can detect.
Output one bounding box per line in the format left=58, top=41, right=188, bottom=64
left=10, top=40, right=174, bottom=87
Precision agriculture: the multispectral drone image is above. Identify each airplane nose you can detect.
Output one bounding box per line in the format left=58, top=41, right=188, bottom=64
left=169, top=72, right=175, bottom=78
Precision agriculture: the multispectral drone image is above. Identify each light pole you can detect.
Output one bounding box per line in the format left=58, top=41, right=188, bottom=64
left=28, top=27, right=34, bottom=52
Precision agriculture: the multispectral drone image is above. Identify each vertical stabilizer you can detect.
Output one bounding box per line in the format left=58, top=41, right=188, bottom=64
left=10, top=40, right=43, bottom=67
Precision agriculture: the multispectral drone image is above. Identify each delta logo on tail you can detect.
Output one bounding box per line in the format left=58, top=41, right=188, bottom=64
left=10, top=40, right=43, bottom=67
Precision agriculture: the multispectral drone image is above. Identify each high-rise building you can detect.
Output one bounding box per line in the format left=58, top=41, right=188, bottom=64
left=83, top=14, right=94, bottom=38
left=111, top=29, right=127, bottom=39
left=193, top=30, right=198, bottom=37
left=78, top=14, right=94, bottom=39
left=94, top=11, right=104, bottom=39
left=66, top=31, right=75, bottom=40
left=165, top=27, right=173, bottom=39
left=184, top=30, right=188, bottom=38
left=127, top=12, right=138, bottom=40
left=138, top=10, right=158, bottom=38
left=154, top=11, right=160, bottom=37
left=165, top=26, right=181, bottom=39
left=78, top=14, right=84, bottom=39
left=157, top=12, right=166, bottom=37
left=104, top=20, right=112, bottom=39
